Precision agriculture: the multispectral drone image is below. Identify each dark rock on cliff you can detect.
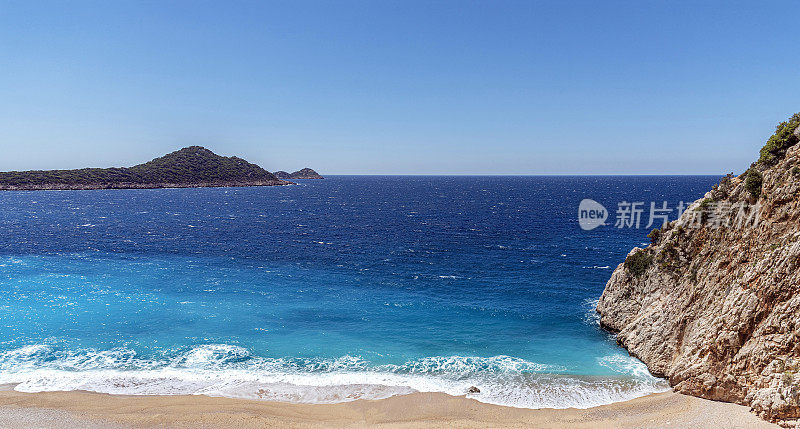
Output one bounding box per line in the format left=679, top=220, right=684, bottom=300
left=597, top=114, right=800, bottom=427
left=0, top=146, right=291, bottom=190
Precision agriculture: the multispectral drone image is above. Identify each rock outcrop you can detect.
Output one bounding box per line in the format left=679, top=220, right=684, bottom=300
left=274, top=168, right=324, bottom=179
left=597, top=116, right=800, bottom=426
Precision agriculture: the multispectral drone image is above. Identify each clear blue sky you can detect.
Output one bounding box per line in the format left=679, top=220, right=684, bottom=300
left=1, top=1, right=798, bottom=174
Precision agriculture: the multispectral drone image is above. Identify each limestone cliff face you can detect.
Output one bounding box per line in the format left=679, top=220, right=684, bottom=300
left=597, top=130, right=800, bottom=426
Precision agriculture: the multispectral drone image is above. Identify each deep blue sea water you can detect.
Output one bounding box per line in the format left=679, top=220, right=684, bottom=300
left=0, top=176, right=719, bottom=408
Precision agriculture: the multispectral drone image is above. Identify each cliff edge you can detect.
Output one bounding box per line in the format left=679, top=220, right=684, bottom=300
left=597, top=114, right=800, bottom=427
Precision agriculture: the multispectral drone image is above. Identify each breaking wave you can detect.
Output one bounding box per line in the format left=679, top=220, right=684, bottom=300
left=0, top=344, right=668, bottom=409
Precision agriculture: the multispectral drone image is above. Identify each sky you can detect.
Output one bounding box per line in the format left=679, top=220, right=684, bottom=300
left=1, top=1, right=799, bottom=175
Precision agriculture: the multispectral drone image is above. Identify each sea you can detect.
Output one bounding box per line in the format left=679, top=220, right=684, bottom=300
left=0, top=176, right=719, bottom=409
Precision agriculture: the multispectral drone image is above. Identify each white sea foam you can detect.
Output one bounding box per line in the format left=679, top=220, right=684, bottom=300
left=582, top=298, right=602, bottom=327
left=597, top=354, right=655, bottom=379
left=0, top=344, right=668, bottom=409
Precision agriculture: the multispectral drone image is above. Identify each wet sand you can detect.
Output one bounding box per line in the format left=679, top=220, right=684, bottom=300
left=0, top=389, right=778, bottom=428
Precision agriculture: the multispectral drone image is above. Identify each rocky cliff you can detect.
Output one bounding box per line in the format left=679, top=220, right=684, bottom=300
left=597, top=115, right=800, bottom=426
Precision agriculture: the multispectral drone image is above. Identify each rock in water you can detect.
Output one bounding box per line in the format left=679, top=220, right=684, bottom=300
left=597, top=113, right=800, bottom=426
left=274, top=168, right=323, bottom=180
left=467, top=386, right=480, bottom=394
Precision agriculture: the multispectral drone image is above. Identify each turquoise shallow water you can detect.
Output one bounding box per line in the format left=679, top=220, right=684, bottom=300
left=0, top=176, right=718, bottom=407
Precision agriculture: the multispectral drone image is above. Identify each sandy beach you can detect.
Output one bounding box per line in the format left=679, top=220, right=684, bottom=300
left=0, top=389, right=778, bottom=429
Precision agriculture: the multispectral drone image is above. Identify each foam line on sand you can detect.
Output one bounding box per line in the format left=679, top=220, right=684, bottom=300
left=0, top=389, right=779, bottom=428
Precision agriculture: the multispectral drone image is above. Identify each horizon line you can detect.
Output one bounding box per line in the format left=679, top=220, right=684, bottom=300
left=316, top=173, right=729, bottom=177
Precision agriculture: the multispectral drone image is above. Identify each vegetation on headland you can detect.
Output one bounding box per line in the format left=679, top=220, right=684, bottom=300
left=624, top=250, right=652, bottom=277
left=758, top=112, right=800, bottom=164
left=647, top=228, right=661, bottom=245
left=737, top=112, right=799, bottom=199
left=0, top=146, right=289, bottom=190
left=745, top=169, right=763, bottom=198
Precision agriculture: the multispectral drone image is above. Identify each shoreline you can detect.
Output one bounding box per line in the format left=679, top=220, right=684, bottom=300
left=0, top=389, right=778, bottom=428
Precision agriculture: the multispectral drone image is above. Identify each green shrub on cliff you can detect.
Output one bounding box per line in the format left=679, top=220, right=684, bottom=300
left=697, top=197, right=714, bottom=211
left=647, top=228, right=661, bottom=245
left=759, top=112, right=800, bottom=164
left=745, top=169, right=763, bottom=198
left=624, top=251, right=652, bottom=277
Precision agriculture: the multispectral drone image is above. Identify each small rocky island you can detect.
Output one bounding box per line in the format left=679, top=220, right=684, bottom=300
left=0, top=146, right=307, bottom=190
left=597, top=113, right=800, bottom=427
left=273, top=168, right=324, bottom=180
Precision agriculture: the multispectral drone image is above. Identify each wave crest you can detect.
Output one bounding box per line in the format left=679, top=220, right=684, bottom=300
left=0, top=344, right=668, bottom=409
